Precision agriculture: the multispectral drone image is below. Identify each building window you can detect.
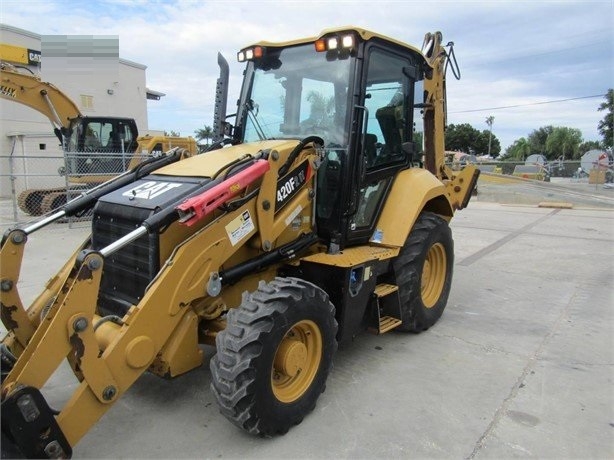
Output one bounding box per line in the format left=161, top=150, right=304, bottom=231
left=80, top=94, right=94, bottom=110
left=39, top=143, right=46, bottom=150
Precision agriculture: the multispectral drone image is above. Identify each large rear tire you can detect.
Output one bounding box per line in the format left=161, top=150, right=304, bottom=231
left=210, top=277, right=337, bottom=436
left=393, top=212, right=454, bottom=332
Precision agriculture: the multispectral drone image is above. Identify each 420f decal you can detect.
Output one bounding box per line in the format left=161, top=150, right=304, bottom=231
left=275, top=161, right=310, bottom=212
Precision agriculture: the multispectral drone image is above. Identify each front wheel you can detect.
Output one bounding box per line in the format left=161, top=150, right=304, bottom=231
left=210, top=277, right=338, bottom=436
left=393, top=212, right=454, bottom=332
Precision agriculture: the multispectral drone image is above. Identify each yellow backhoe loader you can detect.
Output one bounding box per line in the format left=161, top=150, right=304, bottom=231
left=0, top=27, right=478, bottom=458
left=0, top=62, right=198, bottom=215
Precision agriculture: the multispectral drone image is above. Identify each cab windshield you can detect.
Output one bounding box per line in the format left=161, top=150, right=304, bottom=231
left=238, top=43, right=354, bottom=147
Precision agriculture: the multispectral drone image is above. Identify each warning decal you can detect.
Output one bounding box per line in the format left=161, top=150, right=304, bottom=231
left=225, top=210, right=255, bottom=246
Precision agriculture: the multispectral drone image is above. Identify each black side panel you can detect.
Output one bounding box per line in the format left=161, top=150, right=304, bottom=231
left=289, top=261, right=377, bottom=345
left=92, top=174, right=207, bottom=316
left=92, top=202, right=155, bottom=315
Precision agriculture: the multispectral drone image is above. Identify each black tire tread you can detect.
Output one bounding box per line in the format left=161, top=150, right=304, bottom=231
left=393, top=212, right=453, bottom=332
left=210, top=277, right=337, bottom=436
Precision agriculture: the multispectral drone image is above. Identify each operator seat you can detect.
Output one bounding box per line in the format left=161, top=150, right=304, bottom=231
left=375, top=105, right=403, bottom=160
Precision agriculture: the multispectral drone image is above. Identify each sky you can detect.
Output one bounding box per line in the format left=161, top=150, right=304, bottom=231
left=1, top=0, right=612, bottom=152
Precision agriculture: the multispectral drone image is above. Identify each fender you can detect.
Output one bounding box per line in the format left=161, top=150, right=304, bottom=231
left=371, top=168, right=453, bottom=248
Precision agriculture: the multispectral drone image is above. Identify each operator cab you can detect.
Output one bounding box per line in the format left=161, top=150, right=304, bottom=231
left=64, top=117, right=139, bottom=176
left=231, top=28, right=428, bottom=250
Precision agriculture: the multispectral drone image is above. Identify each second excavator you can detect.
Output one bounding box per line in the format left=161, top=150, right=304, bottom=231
left=0, top=61, right=198, bottom=215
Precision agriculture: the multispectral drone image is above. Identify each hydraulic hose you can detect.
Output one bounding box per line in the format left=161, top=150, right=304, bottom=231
left=278, top=136, right=323, bottom=177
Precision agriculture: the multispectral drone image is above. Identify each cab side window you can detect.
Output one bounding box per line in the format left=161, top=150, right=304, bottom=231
left=349, top=48, right=415, bottom=236
left=363, top=49, right=412, bottom=170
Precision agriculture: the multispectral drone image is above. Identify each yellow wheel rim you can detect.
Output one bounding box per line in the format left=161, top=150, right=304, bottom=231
left=271, top=320, right=322, bottom=403
left=421, top=242, right=447, bottom=308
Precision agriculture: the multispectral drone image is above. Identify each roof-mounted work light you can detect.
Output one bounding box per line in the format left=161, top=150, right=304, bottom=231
left=237, top=46, right=264, bottom=62
left=314, top=32, right=356, bottom=53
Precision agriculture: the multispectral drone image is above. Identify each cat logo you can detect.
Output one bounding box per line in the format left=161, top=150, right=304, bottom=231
left=122, top=181, right=182, bottom=200
left=28, top=50, right=41, bottom=64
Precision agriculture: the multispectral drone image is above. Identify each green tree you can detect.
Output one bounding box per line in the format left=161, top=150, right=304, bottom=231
left=413, top=131, right=424, bottom=154
left=597, top=89, right=613, bottom=149
left=305, top=91, right=334, bottom=126
left=445, top=123, right=500, bottom=156
left=194, top=125, right=213, bottom=145
left=504, top=137, right=531, bottom=161
left=475, top=129, right=501, bottom=157
left=579, top=140, right=603, bottom=154
left=445, top=123, right=478, bottom=153
left=527, top=126, right=553, bottom=155
left=164, top=130, right=181, bottom=137
left=545, top=126, right=583, bottom=160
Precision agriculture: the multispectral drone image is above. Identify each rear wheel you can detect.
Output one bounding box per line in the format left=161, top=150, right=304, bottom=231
left=210, top=277, right=337, bottom=436
left=393, top=212, right=453, bottom=332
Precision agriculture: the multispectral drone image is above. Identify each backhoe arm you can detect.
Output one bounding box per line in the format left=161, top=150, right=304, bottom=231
left=1, top=61, right=81, bottom=139
left=420, top=32, right=479, bottom=208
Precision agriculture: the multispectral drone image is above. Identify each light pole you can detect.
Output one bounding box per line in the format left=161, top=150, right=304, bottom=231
left=485, top=116, right=494, bottom=157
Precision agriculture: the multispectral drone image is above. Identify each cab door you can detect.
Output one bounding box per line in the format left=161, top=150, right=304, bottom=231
left=346, top=44, right=420, bottom=245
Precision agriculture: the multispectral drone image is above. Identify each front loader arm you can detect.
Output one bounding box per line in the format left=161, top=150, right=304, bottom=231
left=1, top=230, right=35, bottom=354
left=1, top=143, right=319, bottom=457
left=1, top=205, right=259, bottom=457
left=1, top=151, right=182, bottom=357
left=1, top=194, right=277, bottom=458
left=1, top=229, right=91, bottom=357
left=1, top=248, right=110, bottom=458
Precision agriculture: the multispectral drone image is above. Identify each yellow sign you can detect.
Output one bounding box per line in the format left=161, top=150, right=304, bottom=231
left=0, top=43, right=41, bottom=65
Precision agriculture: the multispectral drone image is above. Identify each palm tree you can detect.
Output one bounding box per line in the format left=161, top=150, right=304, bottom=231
left=510, top=137, right=531, bottom=161
left=194, top=125, right=213, bottom=146
left=485, top=116, right=494, bottom=157
left=545, top=127, right=582, bottom=160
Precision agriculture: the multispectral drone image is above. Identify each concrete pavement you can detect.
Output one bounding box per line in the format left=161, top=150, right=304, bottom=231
left=1, top=200, right=613, bottom=459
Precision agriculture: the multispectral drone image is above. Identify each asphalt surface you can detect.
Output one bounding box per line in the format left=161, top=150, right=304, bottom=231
left=1, top=180, right=613, bottom=459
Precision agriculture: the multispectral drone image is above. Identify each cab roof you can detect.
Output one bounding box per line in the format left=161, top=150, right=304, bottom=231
left=247, top=26, right=429, bottom=66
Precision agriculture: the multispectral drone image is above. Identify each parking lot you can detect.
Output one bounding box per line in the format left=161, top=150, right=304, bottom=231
left=1, top=180, right=613, bottom=458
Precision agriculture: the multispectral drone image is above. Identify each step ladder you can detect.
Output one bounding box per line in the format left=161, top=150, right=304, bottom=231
left=369, top=283, right=403, bottom=334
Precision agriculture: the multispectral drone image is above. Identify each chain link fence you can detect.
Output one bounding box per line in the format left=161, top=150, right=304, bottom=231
left=1, top=147, right=148, bottom=230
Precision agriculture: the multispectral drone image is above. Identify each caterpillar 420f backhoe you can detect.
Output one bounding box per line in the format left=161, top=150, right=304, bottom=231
left=0, top=27, right=478, bottom=458
left=0, top=62, right=197, bottom=216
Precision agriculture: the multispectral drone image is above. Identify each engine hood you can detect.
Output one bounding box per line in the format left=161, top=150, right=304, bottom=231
left=154, top=139, right=301, bottom=178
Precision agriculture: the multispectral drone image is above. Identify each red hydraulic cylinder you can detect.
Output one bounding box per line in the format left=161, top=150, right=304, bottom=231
left=176, top=159, right=270, bottom=226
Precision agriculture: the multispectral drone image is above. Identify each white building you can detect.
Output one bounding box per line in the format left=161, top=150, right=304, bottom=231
left=0, top=24, right=163, bottom=198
